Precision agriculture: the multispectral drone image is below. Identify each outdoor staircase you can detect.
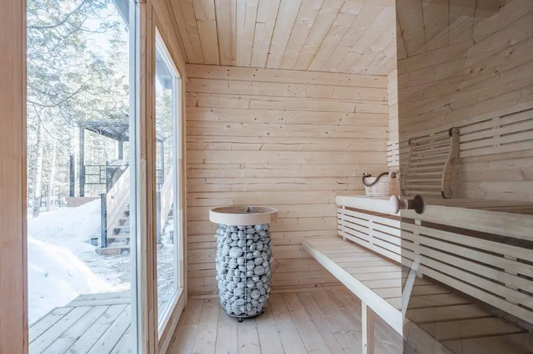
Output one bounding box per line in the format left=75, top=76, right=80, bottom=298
left=96, top=207, right=132, bottom=255
left=95, top=168, right=173, bottom=256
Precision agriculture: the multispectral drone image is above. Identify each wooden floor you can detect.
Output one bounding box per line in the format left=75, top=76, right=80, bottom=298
left=29, top=292, right=133, bottom=354
left=167, top=288, right=403, bottom=354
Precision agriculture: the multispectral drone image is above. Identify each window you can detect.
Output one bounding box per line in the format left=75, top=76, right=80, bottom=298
left=154, top=30, right=183, bottom=331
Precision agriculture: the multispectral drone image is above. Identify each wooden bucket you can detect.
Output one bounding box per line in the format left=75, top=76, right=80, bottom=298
left=362, top=172, right=400, bottom=197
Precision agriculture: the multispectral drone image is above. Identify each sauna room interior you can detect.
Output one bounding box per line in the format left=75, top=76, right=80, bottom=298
left=1, top=0, right=533, bottom=353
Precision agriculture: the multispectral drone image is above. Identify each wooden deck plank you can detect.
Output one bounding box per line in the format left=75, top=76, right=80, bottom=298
left=29, top=307, right=73, bottom=343
left=62, top=304, right=127, bottom=354
left=66, top=298, right=132, bottom=307
left=86, top=305, right=131, bottom=354
left=30, top=306, right=92, bottom=353
left=109, top=325, right=132, bottom=354
left=41, top=306, right=109, bottom=354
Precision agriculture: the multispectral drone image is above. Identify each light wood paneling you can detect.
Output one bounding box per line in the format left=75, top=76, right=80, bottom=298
left=169, top=0, right=397, bottom=75
left=186, top=64, right=389, bottom=294
left=0, top=0, right=27, bottom=352
left=395, top=0, right=533, bottom=201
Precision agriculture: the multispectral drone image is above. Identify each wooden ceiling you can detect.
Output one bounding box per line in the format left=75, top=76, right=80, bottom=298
left=396, top=0, right=503, bottom=59
left=169, top=0, right=397, bottom=75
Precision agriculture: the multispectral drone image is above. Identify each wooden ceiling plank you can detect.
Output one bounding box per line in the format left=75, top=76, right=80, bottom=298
left=175, top=0, right=205, bottom=63
left=214, top=0, right=236, bottom=66
left=352, top=31, right=397, bottom=75
left=294, top=0, right=344, bottom=70
left=169, top=0, right=196, bottom=63
left=321, top=4, right=383, bottom=72
left=308, top=1, right=364, bottom=71
left=449, top=0, right=476, bottom=20
left=396, top=17, right=408, bottom=60
left=266, top=0, right=304, bottom=69
left=475, top=0, right=500, bottom=18
left=193, top=0, right=219, bottom=64
left=396, top=0, right=427, bottom=57
left=251, top=0, right=282, bottom=68
left=422, top=0, right=449, bottom=45
left=336, top=6, right=395, bottom=73
left=236, top=0, right=259, bottom=67
left=279, top=0, right=324, bottom=69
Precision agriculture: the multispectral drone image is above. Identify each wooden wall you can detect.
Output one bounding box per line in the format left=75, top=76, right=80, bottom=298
left=185, top=64, right=390, bottom=294
left=0, top=0, right=27, bottom=352
left=395, top=0, right=533, bottom=201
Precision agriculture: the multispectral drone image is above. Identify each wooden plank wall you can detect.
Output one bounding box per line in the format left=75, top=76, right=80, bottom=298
left=396, top=0, right=533, bottom=201
left=0, top=0, right=27, bottom=352
left=185, top=64, right=390, bottom=294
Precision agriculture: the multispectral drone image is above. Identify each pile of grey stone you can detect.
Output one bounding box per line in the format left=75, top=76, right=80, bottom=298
left=215, top=223, right=273, bottom=318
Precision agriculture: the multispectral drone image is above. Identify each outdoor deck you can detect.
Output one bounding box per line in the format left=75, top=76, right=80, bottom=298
left=29, top=292, right=132, bottom=354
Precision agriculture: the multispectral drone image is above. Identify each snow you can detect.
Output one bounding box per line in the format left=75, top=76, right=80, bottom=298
left=28, top=200, right=177, bottom=325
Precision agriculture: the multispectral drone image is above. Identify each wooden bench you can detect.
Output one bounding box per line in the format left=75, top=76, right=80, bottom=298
left=303, top=196, right=533, bottom=354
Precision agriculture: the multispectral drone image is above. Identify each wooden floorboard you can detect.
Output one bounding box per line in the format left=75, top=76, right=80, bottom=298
left=167, top=289, right=403, bottom=354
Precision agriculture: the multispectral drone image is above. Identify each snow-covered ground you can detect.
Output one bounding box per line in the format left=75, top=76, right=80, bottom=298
left=28, top=200, right=176, bottom=325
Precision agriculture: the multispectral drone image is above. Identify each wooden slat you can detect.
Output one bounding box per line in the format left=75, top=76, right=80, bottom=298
left=236, top=0, right=259, bottom=67
left=279, top=0, right=324, bottom=69
left=251, top=0, right=282, bottom=67
left=266, top=0, right=303, bottom=69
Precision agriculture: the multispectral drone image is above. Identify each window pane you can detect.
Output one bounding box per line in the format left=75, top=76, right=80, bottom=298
left=155, top=35, right=180, bottom=327
left=27, top=0, right=138, bottom=352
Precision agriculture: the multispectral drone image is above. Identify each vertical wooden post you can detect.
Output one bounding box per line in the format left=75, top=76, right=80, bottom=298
left=160, top=140, right=165, bottom=185
left=135, top=1, right=158, bottom=353
left=0, top=0, right=27, bottom=352
left=78, top=126, right=85, bottom=197
left=362, top=302, right=375, bottom=354
left=118, top=140, right=124, bottom=160
left=69, top=154, right=76, bottom=197
left=100, top=193, right=108, bottom=248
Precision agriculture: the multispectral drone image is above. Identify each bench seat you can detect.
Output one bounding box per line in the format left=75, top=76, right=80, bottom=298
left=303, top=237, right=530, bottom=354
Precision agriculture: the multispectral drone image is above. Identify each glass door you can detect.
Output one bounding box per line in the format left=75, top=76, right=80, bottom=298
left=26, top=0, right=141, bottom=352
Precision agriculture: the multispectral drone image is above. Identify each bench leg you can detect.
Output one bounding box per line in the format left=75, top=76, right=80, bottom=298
left=362, top=302, right=375, bottom=354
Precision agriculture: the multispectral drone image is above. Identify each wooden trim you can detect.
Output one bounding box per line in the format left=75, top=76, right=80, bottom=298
left=0, top=0, right=27, bottom=352
left=138, top=2, right=158, bottom=353
left=362, top=302, right=375, bottom=354
left=152, top=6, right=188, bottom=350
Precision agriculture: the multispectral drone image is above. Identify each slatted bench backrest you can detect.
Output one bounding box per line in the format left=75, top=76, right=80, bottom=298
left=401, top=128, right=459, bottom=199
left=388, top=102, right=533, bottom=198
left=337, top=201, right=533, bottom=326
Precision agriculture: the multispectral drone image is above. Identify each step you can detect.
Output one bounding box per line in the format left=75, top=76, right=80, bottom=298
left=96, top=243, right=163, bottom=255
left=107, top=235, right=130, bottom=241
left=96, top=245, right=130, bottom=255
